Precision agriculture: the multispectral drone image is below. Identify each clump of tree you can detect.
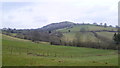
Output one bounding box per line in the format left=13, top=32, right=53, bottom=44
left=68, top=30, right=71, bottom=32
left=104, top=23, right=107, bottom=28
left=49, top=32, right=63, bottom=45
left=113, top=28, right=120, bottom=44
left=74, top=32, right=81, bottom=47
left=41, top=21, right=74, bottom=31
left=30, top=30, right=41, bottom=42
left=93, top=22, right=98, bottom=26
left=109, top=25, right=112, bottom=27
left=100, top=23, right=103, bottom=26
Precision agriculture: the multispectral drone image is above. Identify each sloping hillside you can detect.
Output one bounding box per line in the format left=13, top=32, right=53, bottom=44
left=2, top=22, right=118, bottom=50
left=57, top=24, right=117, bottom=43
left=40, top=21, right=74, bottom=31
left=2, top=34, right=118, bottom=66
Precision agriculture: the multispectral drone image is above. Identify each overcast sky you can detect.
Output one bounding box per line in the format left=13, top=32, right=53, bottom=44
left=1, top=0, right=119, bottom=29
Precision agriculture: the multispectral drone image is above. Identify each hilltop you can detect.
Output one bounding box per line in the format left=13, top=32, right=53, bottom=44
left=40, top=21, right=74, bottom=31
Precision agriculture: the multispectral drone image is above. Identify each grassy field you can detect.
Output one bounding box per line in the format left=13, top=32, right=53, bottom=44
left=2, top=34, right=118, bottom=66
left=62, top=32, right=98, bottom=42
left=57, top=25, right=117, bottom=32
left=58, top=25, right=117, bottom=43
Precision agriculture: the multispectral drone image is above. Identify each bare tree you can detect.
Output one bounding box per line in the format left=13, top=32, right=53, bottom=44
left=74, top=32, right=81, bottom=47
left=31, top=30, right=40, bottom=42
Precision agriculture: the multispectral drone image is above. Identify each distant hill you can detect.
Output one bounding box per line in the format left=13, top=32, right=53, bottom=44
left=1, top=21, right=119, bottom=50
left=40, top=21, right=74, bottom=31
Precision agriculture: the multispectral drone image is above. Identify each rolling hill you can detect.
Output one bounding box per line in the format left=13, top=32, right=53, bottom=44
left=2, top=34, right=118, bottom=66
left=40, top=21, right=74, bottom=31
left=57, top=24, right=117, bottom=44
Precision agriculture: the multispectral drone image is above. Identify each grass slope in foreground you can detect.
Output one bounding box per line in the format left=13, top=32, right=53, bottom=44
left=2, top=34, right=118, bottom=66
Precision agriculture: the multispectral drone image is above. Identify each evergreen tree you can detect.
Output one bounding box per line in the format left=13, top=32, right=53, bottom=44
left=104, top=23, right=107, bottom=28
left=113, top=28, right=120, bottom=44
left=68, top=30, right=70, bottom=32
left=100, top=23, right=103, bottom=26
